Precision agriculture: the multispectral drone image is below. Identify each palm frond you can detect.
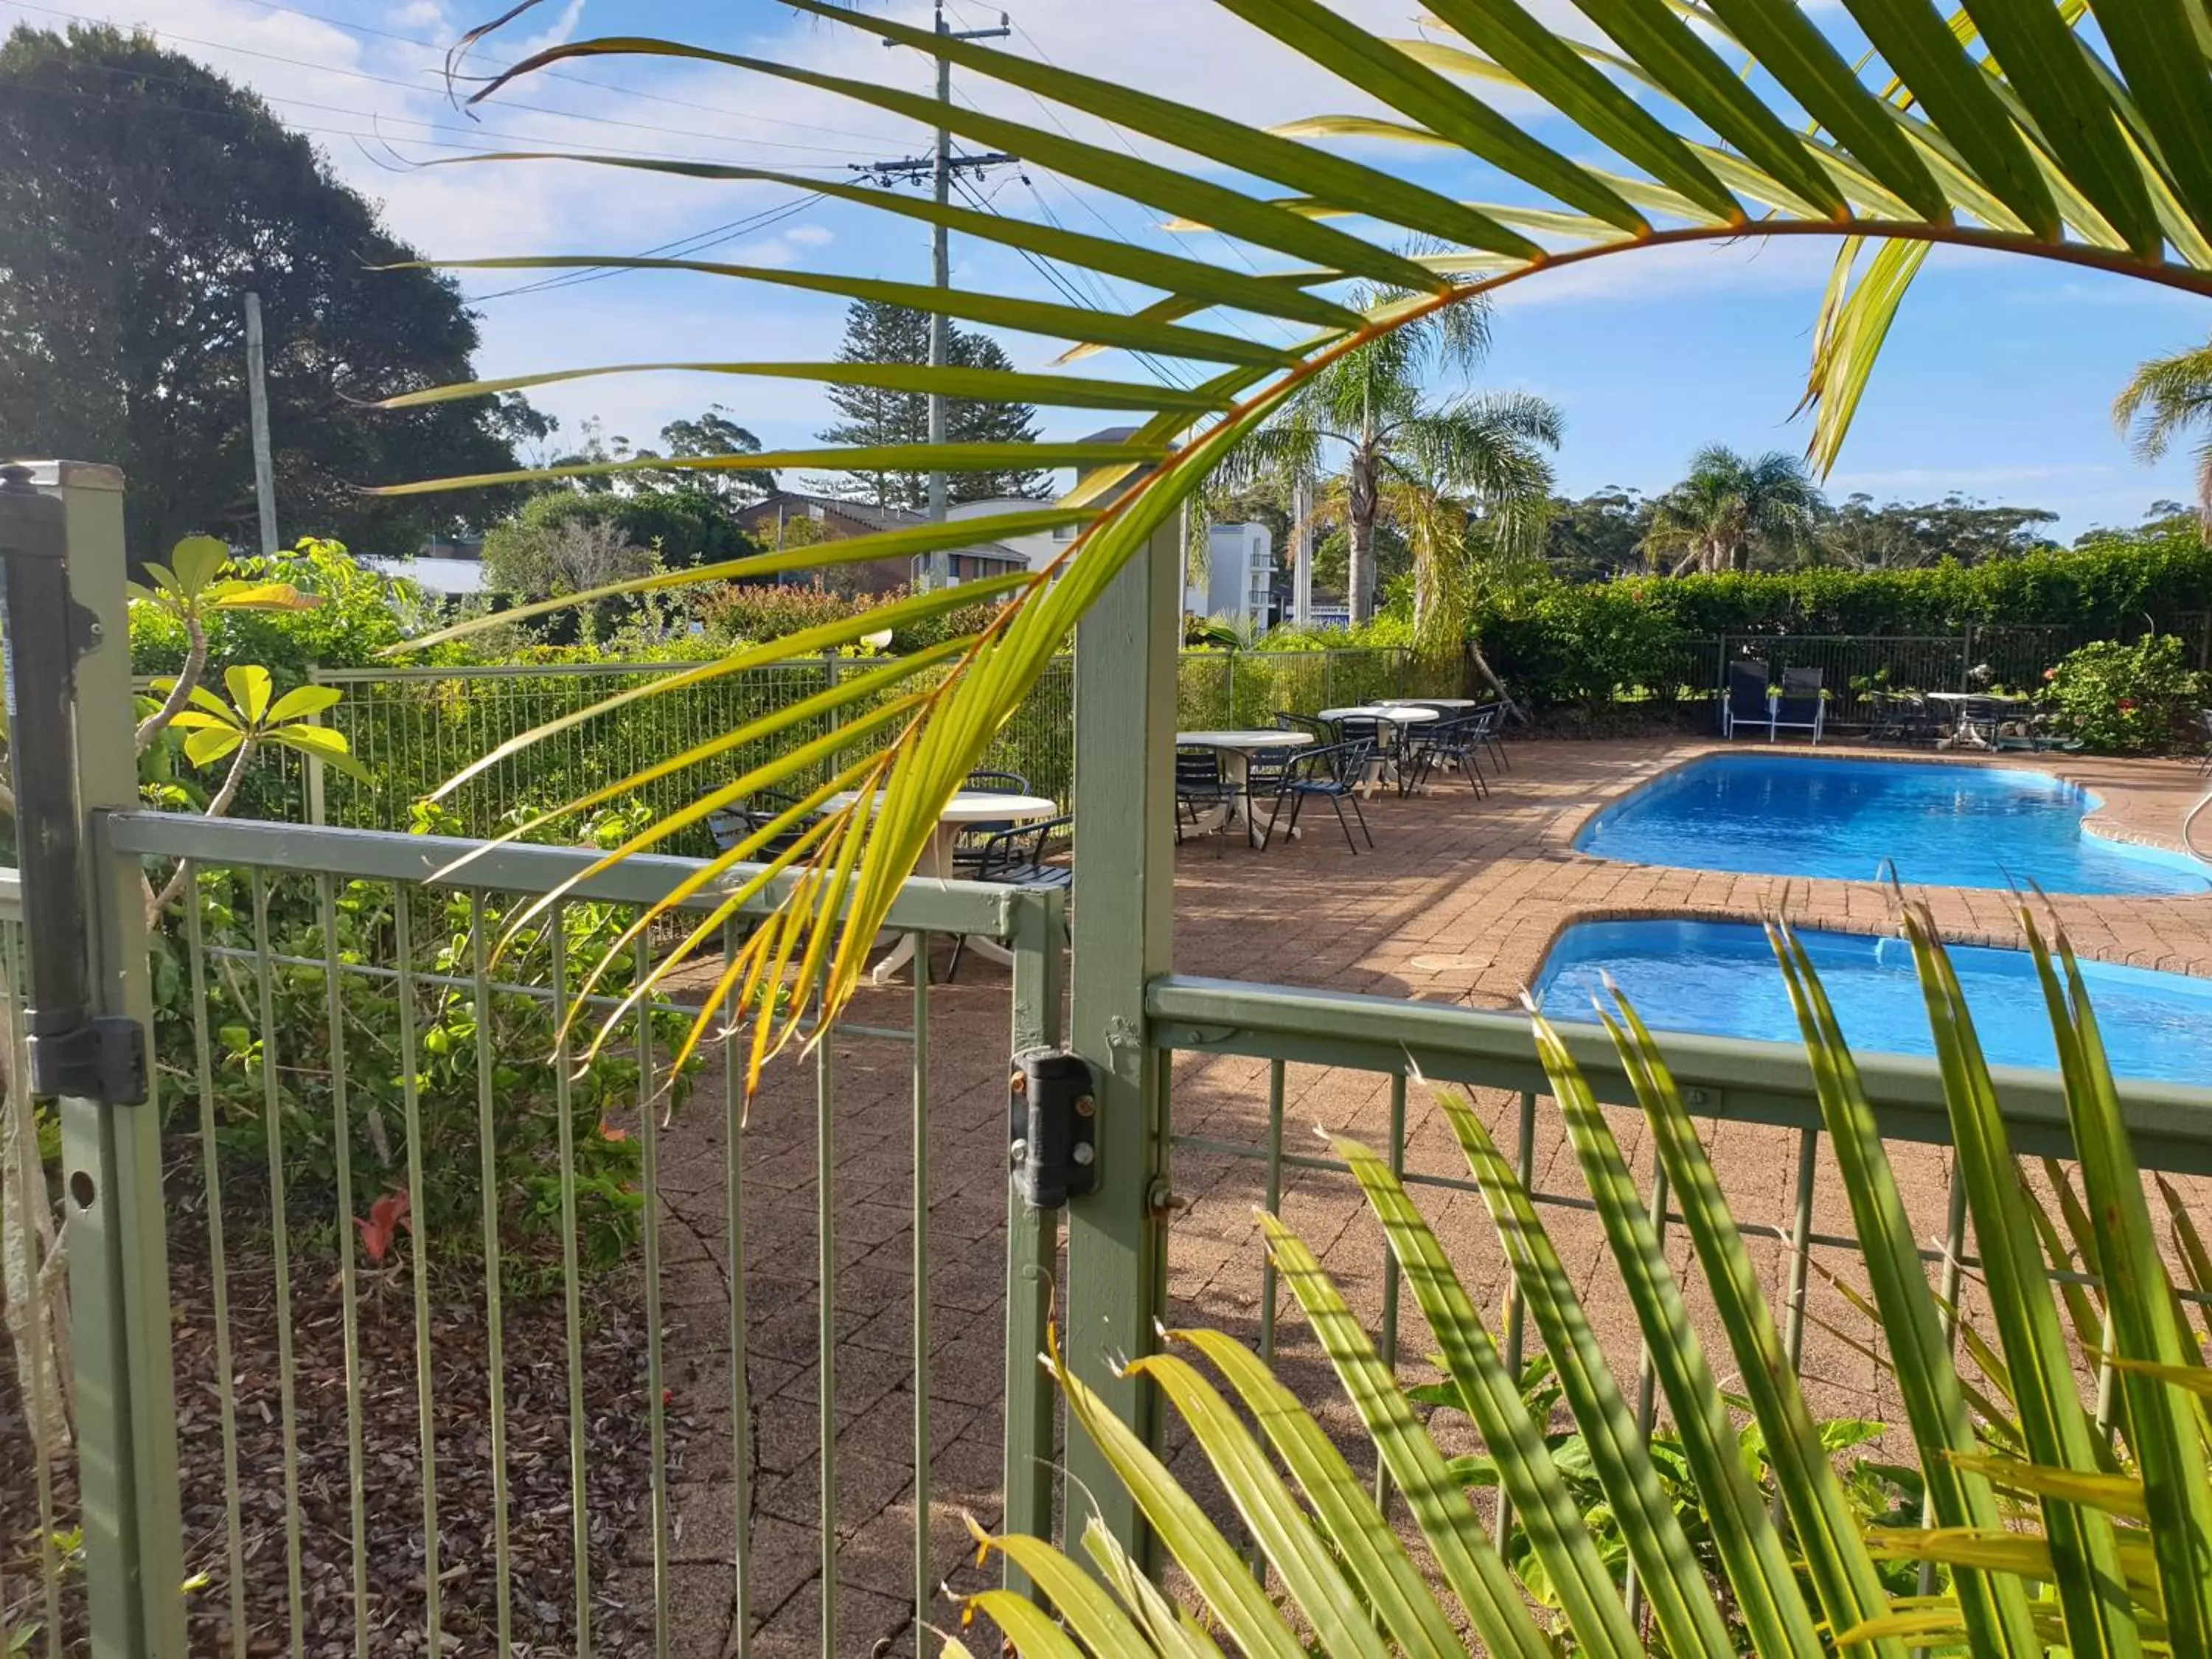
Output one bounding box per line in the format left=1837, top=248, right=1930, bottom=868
left=382, top=0, right=2212, bottom=1075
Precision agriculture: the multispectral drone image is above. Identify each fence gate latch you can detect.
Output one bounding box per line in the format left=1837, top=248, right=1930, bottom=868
left=1008, top=1048, right=1098, bottom=1208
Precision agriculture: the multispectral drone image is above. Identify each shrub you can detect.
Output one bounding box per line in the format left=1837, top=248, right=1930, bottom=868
left=2045, top=634, right=2207, bottom=754
left=153, top=804, right=698, bottom=1277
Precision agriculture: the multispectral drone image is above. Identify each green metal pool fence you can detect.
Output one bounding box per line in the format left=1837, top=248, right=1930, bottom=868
left=181, top=646, right=1425, bottom=848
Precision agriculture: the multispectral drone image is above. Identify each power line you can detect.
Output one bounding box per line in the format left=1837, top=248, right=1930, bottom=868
left=466, top=191, right=827, bottom=302
left=201, top=0, right=908, bottom=147
left=0, top=0, right=888, bottom=159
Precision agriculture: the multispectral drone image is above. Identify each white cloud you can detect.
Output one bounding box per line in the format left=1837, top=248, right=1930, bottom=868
left=783, top=223, right=834, bottom=248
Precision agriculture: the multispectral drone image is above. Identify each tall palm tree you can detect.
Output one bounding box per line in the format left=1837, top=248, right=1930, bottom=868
left=1220, top=288, right=1561, bottom=623
left=1642, top=446, right=1826, bottom=576
left=2113, top=338, right=2212, bottom=526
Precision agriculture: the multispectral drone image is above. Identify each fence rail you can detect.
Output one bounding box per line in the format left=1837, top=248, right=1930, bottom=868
left=151, top=647, right=1419, bottom=844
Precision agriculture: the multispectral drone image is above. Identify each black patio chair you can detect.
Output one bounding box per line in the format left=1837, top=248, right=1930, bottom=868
left=947, top=814, right=1073, bottom=978
left=953, top=768, right=1033, bottom=871
left=2198, top=710, right=2212, bottom=774
left=1464, top=703, right=1511, bottom=777
left=706, top=789, right=807, bottom=861
left=1721, top=660, right=1772, bottom=739
left=1770, top=666, right=1826, bottom=743
left=1258, top=740, right=1375, bottom=854
left=1273, top=710, right=1332, bottom=742
left=1173, top=747, right=1237, bottom=851
left=1422, top=714, right=1490, bottom=799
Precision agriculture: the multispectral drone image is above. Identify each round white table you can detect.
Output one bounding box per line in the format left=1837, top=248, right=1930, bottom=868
left=1177, top=729, right=1312, bottom=844
left=1319, top=704, right=1441, bottom=726
left=824, top=790, right=1059, bottom=981
left=1379, top=696, right=1478, bottom=710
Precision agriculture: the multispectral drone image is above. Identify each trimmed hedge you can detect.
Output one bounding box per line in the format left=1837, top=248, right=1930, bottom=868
left=1478, top=530, right=2212, bottom=712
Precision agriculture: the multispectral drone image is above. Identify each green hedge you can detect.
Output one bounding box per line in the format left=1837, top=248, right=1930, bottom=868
left=1478, top=530, right=2212, bottom=713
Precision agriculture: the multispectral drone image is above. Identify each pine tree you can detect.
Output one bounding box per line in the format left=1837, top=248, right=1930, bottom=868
left=815, top=299, right=1048, bottom=509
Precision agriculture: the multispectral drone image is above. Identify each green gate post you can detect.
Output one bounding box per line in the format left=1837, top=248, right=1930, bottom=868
left=46, top=462, right=187, bottom=1656
left=1065, top=521, right=1178, bottom=1569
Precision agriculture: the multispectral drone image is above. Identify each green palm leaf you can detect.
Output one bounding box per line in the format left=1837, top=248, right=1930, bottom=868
left=385, top=0, right=2212, bottom=1084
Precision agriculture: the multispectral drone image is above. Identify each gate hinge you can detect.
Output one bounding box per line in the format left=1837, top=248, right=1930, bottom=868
left=1008, top=1048, right=1097, bottom=1209
left=27, top=1016, right=148, bottom=1105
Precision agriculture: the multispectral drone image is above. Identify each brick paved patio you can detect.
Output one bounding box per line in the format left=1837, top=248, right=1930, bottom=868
left=646, top=738, right=2212, bottom=1656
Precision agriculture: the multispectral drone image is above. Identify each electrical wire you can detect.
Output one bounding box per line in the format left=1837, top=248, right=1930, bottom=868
left=465, top=190, right=827, bottom=302
left=201, top=0, right=907, bottom=147
left=0, top=0, right=888, bottom=159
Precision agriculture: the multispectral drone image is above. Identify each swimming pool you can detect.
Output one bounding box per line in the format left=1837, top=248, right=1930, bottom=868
left=1575, top=754, right=2208, bottom=896
left=1534, top=919, right=2212, bottom=1085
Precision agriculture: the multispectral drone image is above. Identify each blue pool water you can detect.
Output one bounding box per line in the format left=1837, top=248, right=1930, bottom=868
left=1575, top=754, right=2208, bottom=896
left=1534, top=919, right=2212, bottom=1084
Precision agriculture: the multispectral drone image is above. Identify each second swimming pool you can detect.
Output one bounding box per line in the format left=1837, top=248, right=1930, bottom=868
left=1573, top=754, right=2208, bottom=896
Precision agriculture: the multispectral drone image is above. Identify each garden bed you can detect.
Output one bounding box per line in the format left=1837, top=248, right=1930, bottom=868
left=1, top=1214, right=692, bottom=1657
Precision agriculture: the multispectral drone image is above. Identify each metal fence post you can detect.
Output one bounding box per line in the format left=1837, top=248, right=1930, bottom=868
left=303, top=662, right=328, bottom=827
left=1065, top=521, right=1178, bottom=1571
left=1, top=462, right=187, bottom=1656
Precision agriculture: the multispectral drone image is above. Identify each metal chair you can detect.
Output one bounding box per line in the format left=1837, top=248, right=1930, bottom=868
left=947, top=814, right=1073, bottom=978
left=1721, top=660, right=1773, bottom=739
left=1770, top=666, right=1826, bottom=742
left=2198, top=710, right=2212, bottom=774
left=1258, top=740, right=1374, bottom=854
left=1424, top=714, right=1490, bottom=799
left=1174, top=747, right=1236, bottom=851
left=1467, top=701, right=1511, bottom=771
left=953, top=769, right=1033, bottom=871
left=706, top=789, right=807, bottom=860
left=1273, top=710, right=1331, bottom=742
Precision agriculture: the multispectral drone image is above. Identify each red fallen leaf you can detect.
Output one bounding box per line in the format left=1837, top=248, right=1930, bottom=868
left=355, top=1189, right=411, bottom=1265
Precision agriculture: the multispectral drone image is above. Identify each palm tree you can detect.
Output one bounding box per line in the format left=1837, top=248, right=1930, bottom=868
left=1642, top=447, right=1827, bottom=576
left=2113, top=338, right=2212, bottom=526
left=1220, top=289, right=1561, bottom=624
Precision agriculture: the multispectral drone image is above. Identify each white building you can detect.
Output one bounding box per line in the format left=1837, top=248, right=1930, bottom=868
left=1186, top=521, right=1277, bottom=633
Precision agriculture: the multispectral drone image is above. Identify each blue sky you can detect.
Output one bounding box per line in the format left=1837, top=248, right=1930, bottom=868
left=24, top=0, right=2208, bottom=538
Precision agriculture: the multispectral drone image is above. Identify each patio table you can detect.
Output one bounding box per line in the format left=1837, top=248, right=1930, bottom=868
left=1378, top=697, right=1478, bottom=710
left=1925, top=691, right=2034, bottom=748
left=1177, top=728, right=1313, bottom=844
left=822, top=789, right=1059, bottom=982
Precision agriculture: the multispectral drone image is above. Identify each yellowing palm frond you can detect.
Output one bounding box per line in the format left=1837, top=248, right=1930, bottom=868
left=380, top=0, right=2212, bottom=1085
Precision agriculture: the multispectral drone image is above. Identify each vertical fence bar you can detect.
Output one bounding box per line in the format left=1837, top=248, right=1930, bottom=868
left=816, top=1011, right=838, bottom=1659
left=1003, top=890, right=1066, bottom=1599
left=40, top=462, right=187, bottom=1656
left=722, top=919, right=752, bottom=1659
left=318, top=874, right=372, bottom=1659
left=638, top=939, right=672, bottom=1659
left=1495, top=1089, right=1537, bottom=1552
left=1065, top=522, right=1179, bottom=1569
left=3, top=911, right=62, bottom=1659
left=393, top=896, right=442, bottom=1648
left=1376, top=1071, right=1408, bottom=1510
left=249, top=870, right=309, bottom=1655
left=911, top=945, right=933, bottom=1632
left=551, top=906, right=594, bottom=1659
left=472, top=896, right=515, bottom=1655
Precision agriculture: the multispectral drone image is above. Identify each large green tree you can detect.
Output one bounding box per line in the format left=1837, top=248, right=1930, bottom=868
left=813, top=299, right=1048, bottom=509
left=0, top=24, right=540, bottom=561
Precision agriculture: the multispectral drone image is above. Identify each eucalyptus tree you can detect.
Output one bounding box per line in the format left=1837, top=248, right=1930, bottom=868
left=1642, top=446, right=1828, bottom=574
left=1216, top=289, right=1560, bottom=623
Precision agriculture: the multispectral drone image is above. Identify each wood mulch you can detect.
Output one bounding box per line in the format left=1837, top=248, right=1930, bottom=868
left=2, top=1187, right=692, bottom=1658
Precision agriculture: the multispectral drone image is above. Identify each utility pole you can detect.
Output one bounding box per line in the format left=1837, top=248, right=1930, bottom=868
left=862, top=3, right=1013, bottom=587
left=243, top=293, right=279, bottom=556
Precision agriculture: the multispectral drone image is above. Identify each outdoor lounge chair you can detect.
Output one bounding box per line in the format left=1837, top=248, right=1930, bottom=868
left=953, top=768, right=1032, bottom=871
left=1721, top=660, right=1773, bottom=739
left=1770, top=666, right=1826, bottom=743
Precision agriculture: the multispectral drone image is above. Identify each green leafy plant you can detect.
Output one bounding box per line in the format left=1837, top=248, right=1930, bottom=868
left=2045, top=634, right=2207, bottom=754
left=153, top=804, right=697, bottom=1278
left=953, top=910, right=2211, bottom=1656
